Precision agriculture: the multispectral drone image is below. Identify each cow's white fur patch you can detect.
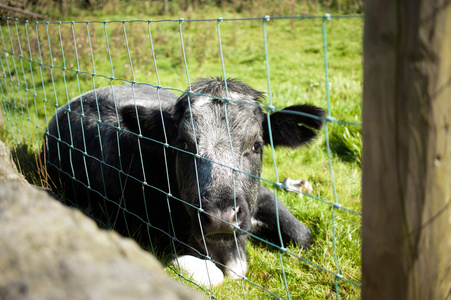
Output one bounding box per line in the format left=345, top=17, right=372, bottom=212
left=172, top=255, right=224, bottom=286
left=251, top=216, right=264, bottom=229
left=192, top=92, right=250, bottom=110
left=191, top=96, right=212, bottom=109
left=225, top=257, right=248, bottom=279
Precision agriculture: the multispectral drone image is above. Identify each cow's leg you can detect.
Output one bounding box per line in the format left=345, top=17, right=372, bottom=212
left=251, top=185, right=311, bottom=248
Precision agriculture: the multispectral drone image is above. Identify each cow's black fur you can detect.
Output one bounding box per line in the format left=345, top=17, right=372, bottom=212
left=41, top=78, right=324, bottom=282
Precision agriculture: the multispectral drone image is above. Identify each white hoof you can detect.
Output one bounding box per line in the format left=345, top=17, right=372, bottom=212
left=172, top=255, right=224, bottom=286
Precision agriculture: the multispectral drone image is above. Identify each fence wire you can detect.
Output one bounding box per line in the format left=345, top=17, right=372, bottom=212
left=0, top=14, right=363, bottom=299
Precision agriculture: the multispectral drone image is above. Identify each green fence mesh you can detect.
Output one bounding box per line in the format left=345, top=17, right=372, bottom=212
left=0, top=14, right=363, bottom=299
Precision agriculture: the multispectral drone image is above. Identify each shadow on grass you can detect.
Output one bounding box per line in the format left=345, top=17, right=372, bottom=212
left=327, top=125, right=362, bottom=166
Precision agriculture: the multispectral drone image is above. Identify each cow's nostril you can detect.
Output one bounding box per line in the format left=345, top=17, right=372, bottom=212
left=200, top=205, right=246, bottom=236
left=231, top=205, right=243, bottom=225
left=234, top=205, right=240, bottom=216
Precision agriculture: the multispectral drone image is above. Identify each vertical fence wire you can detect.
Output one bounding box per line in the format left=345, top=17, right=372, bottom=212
left=261, top=15, right=292, bottom=300
left=176, top=17, right=219, bottom=293
left=322, top=13, right=343, bottom=299
left=0, top=15, right=363, bottom=300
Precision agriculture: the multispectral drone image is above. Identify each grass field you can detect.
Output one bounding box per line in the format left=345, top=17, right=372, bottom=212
left=0, top=4, right=363, bottom=299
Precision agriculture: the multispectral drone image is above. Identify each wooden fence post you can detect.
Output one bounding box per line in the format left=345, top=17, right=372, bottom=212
left=362, top=0, right=451, bottom=299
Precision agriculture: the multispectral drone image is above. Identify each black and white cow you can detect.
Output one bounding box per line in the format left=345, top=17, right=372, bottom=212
left=41, top=77, right=324, bottom=285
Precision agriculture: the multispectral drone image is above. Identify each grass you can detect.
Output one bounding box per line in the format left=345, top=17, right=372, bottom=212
left=0, top=5, right=363, bottom=300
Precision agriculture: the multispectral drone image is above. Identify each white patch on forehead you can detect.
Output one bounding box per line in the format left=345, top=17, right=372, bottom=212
left=191, top=92, right=253, bottom=110
left=191, top=96, right=212, bottom=109
left=226, top=91, right=253, bottom=102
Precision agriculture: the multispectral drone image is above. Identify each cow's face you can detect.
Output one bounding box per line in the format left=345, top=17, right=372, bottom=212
left=173, top=80, right=265, bottom=242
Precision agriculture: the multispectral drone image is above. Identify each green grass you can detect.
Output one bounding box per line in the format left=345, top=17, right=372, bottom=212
left=0, top=5, right=363, bottom=300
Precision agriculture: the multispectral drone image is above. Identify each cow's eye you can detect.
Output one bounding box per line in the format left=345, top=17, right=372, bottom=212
left=252, top=142, right=262, bottom=154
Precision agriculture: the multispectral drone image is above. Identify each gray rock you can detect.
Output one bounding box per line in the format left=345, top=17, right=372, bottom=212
left=0, top=142, right=203, bottom=300
left=0, top=141, right=28, bottom=185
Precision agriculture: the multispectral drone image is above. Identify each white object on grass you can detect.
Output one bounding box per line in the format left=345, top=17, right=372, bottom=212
left=281, top=178, right=313, bottom=197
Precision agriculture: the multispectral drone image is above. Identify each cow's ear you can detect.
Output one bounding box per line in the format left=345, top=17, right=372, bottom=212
left=120, top=105, right=176, bottom=143
left=263, top=105, right=325, bottom=148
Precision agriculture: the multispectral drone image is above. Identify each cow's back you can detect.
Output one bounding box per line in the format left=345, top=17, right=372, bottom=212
left=42, top=84, right=181, bottom=246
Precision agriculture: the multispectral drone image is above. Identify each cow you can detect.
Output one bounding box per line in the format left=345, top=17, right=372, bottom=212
left=41, top=77, right=324, bottom=286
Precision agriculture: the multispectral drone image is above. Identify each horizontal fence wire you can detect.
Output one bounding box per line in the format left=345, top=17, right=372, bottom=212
left=0, top=14, right=363, bottom=299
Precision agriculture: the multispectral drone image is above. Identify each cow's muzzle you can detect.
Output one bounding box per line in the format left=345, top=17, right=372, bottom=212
left=200, top=205, right=245, bottom=237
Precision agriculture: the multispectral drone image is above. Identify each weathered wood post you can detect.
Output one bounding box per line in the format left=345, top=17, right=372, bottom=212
left=362, top=1, right=451, bottom=299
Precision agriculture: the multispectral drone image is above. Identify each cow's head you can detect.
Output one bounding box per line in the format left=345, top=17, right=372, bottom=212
left=171, top=78, right=324, bottom=243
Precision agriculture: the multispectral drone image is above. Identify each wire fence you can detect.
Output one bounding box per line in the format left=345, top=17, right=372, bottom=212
left=0, top=13, right=363, bottom=299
